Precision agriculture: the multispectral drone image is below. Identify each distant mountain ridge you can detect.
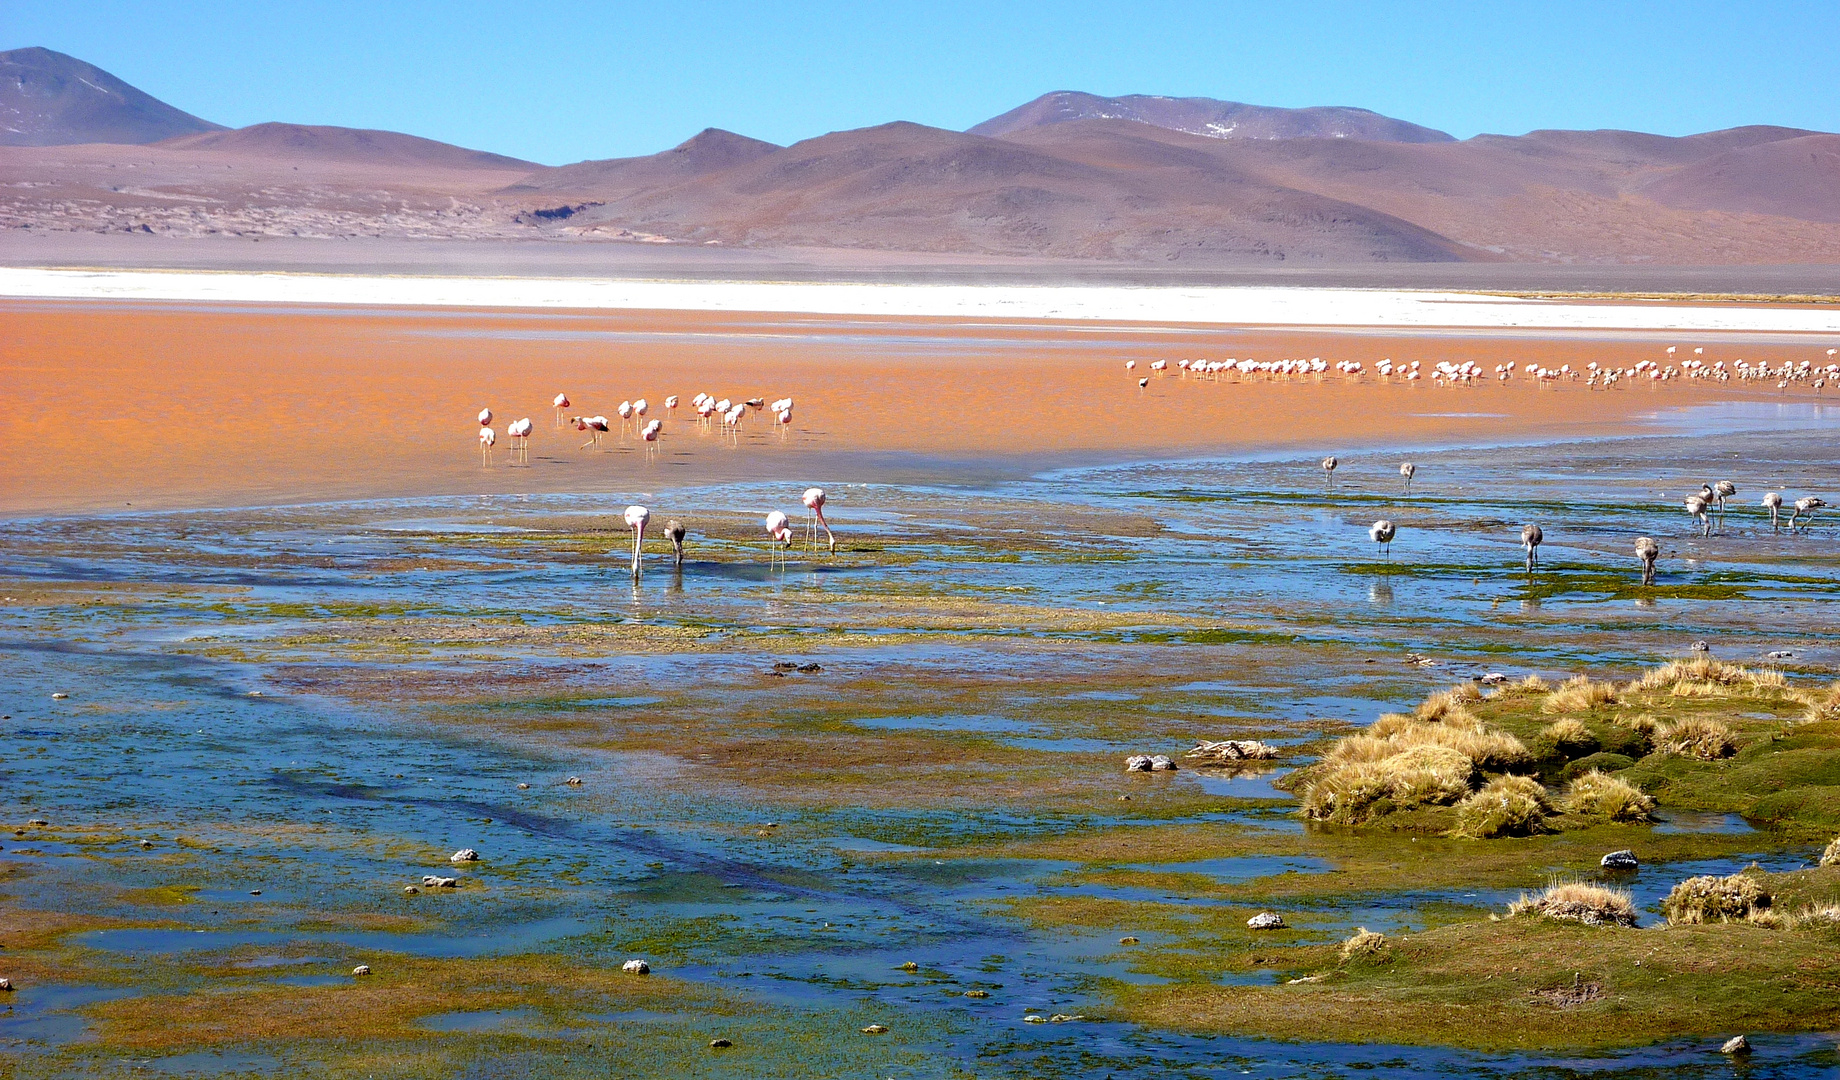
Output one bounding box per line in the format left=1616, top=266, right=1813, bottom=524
left=158, top=122, right=535, bottom=170
left=969, top=91, right=1456, bottom=144
left=0, top=46, right=224, bottom=146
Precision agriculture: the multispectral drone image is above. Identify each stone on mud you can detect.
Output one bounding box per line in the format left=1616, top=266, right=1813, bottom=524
left=622, top=958, right=650, bottom=974
left=1247, top=911, right=1287, bottom=930
left=1601, top=849, right=1639, bottom=870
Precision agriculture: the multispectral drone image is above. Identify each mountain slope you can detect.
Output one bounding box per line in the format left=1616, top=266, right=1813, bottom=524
left=507, top=128, right=780, bottom=194
left=156, top=122, right=534, bottom=170
left=0, top=46, right=223, bottom=146
left=970, top=91, right=1455, bottom=144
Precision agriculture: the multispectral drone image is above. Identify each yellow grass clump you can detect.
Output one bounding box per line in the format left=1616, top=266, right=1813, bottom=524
left=1662, top=873, right=1770, bottom=925
left=1821, top=836, right=1840, bottom=867
left=1805, top=683, right=1840, bottom=725
left=1301, top=745, right=1476, bottom=824
left=1487, top=675, right=1549, bottom=699
left=1655, top=717, right=1737, bottom=760
left=1560, top=770, right=1657, bottom=822
left=1452, top=775, right=1550, bottom=839
left=1540, top=717, right=1596, bottom=751
left=1509, top=880, right=1638, bottom=927
left=1338, top=927, right=1388, bottom=961
left=1542, top=675, right=1619, bottom=713
left=1634, top=657, right=1790, bottom=698
left=1613, top=712, right=1661, bottom=738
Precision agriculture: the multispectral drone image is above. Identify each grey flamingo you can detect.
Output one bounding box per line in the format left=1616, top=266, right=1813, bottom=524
left=1369, top=519, right=1396, bottom=560
left=1521, top=524, right=1543, bottom=573
left=1399, top=462, right=1415, bottom=492
left=1763, top=492, right=1783, bottom=531
left=1322, top=456, right=1338, bottom=488
left=1685, top=495, right=1711, bottom=537
left=1636, top=536, right=1659, bottom=586
left=1712, top=481, right=1736, bottom=529
left=1791, top=496, right=1828, bottom=533
left=665, top=519, right=687, bottom=567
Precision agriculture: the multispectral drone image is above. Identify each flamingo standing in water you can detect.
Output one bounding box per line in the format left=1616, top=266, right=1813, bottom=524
left=1399, top=462, right=1415, bottom=493
left=507, top=417, right=533, bottom=461
left=478, top=426, right=496, bottom=463
left=1791, top=496, right=1829, bottom=533
left=802, top=487, right=835, bottom=553
left=665, top=395, right=679, bottom=416
left=1521, top=523, right=1543, bottom=573
left=640, top=419, right=661, bottom=462
left=478, top=408, right=493, bottom=427
left=1763, top=491, right=1784, bottom=530
left=577, top=415, right=610, bottom=449
left=617, top=401, right=634, bottom=437
left=623, top=505, right=650, bottom=579
left=1322, top=456, right=1338, bottom=488
left=1685, top=494, right=1711, bottom=536
left=1712, top=480, right=1737, bottom=529
left=1636, top=537, right=1659, bottom=585
left=553, top=394, right=570, bottom=427
left=765, top=510, right=793, bottom=570
left=1369, top=519, right=1395, bottom=560
left=664, top=519, right=687, bottom=567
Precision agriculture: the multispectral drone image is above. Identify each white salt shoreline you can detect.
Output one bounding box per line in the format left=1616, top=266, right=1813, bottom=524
left=2, top=266, right=1838, bottom=336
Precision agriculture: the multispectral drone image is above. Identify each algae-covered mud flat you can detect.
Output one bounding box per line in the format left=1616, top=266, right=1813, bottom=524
left=10, top=325, right=1840, bottom=1074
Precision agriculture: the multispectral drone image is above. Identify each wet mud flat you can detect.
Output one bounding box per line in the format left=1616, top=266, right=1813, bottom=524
left=6, top=426, right=1840, bottom=1077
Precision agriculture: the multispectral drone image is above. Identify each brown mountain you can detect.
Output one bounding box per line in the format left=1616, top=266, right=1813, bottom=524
left=157, top=122, right=534, bottom=170
left=506, top=128, right=780, bottom=195
left=970, top=91, right=1455, bottom=144
left=1639, top=134, right=1840, bottom=223
left=0, top=46, right=224, bottom=146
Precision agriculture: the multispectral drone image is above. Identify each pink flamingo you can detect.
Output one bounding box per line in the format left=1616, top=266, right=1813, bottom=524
left=803, top=487, right=835, bottom=553
left=640, top=419, right=661, bottom=462
left=478, top=408, right=493, bottom=427
left=617, top=401, right=634, bottom=437
left=623, top=505, right=650, bottom=578
left=478, top=426, right=496, bottom=463
left=577, top=415, right=609, bottom=449
left=764, top=510, right=793, bottom=570
left=552, top=393, right=569, bottom=427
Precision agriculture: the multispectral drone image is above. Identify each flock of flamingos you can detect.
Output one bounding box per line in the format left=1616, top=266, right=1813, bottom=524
left=466, top=340, right=1831, bottom=580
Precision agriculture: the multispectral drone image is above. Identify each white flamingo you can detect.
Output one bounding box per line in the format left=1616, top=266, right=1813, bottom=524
left=802, top=487, right=835, bottom=553
left=1521, top=524, right=1543, bottom=572
left=623, top=505, right=650, bottom=579
left=1369, top=519, right=1395, bottom=560
left=1636, top=537, right=1659, bottom=586
left=1763, top=491, right=1783, bottom=531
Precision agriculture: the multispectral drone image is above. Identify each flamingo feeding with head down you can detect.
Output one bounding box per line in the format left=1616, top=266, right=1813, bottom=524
left=665, top=519, right=687, bottom=567
left=1763, top=491, right=1783, bottom=530
left=802, top=487, right=835, bottom=553
left=623, top=505, right=650, bottom=579
left=1521, top=523, right=1543, bottom=573
left=764, top=510, right=793, bottom=570
left=478, top=426, right=495, bottom=463
left=1399, top=462, right=1415, bottom=493
left=1636, top=537, right=1659, bottom=586
left=1685, top=494, right=1711, bottom=536
left=577, top=415, right=609, bottom=449
left=1369, top=519, right=1395, bottom=560
left=1792, top=496, right=1829, bottom=533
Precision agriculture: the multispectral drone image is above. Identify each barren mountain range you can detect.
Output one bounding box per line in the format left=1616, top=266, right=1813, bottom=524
left=4, top=46, right=1838, bottom=265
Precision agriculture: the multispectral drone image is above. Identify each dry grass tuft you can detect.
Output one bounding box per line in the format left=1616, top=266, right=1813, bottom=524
left=1822, top=836, right=1840, bottom=868
left=1613, top=712, right=1661, bottom=738
left=1326, top=718, right=1528, bottom=772
left=1805, top=683, right=1840, bottom=726
left=1542, top=676, right=1620, bottom=713
left=1560, top=770, right=1657, bottom=822
left=1540, top=718, right=1595, bottom=750
left=1662, top=873, right=1770, bottom=925
left=1509, top=880, right=1638, bottom=927
left=1452, top=775, right=1550, bottom=839
left=1488, top=675, right=1549, bottom=699
left=1338, top=927, right=1388, bottom=961
left=1634, top=657, right=1790, bottom=700
left=1655, top=717, right=1737, bottom=760
left=1301, top=745, right=1476, bottom=824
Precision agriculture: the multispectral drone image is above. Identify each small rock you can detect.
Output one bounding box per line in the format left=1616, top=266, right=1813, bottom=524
left=1118, top=936, right=1139, bottom=945
left=1286, top=974, right=1323, bottom=984
left=26, top=820, right=47, bottom=827
left=0, top=978, right=13, bottom=991
left=1247, top=912, right=1287, bottom=930
left=1692, top=640, right=1711, bottom=653
left=1049, top=1013, right=1084, bottom=1023
left=1149, top=754, right=1177, bottom=771
left=139, top=840, right=153, bottom=848
left=403, top=886, right=419, bottom=895
left=517, top=782, right=530, bottom=789
left=1767, top=650, right=1795, bottom=660
left=860, top=1024, right=887, bottom=1034
left=964, top=989, right=989, bottom=999
left=622, top=959, right=650, bottom=974
left=772, top=661, right=798, bottom=672
left=1601, top=849, right=1639, bottom=871
left=450, top=848, right=479, bottom=863
left=566, top=776, right=582, bottom=786
left=1124, top=754, right=1154, bottom=772
left=797, top=663, right=822, bottom=673
left=709, top=1037, right=733, bottom=1048
left=51, top=693, right=67, bottom=700
left=1720, top=1035, right=1751, bottom=1055
left=1023, top=1014, right=1046, bottom=1023
left=249, top=890, right=262, bottom=896
left=421, top=875, right=458, bottom=888
left=898, top=961, right=918, bottom=972
left=248, top=691, right=264, bottom=697
left=351, top=965, right=372, bottom=977
left=1480, top=672, right=1509, bottom=684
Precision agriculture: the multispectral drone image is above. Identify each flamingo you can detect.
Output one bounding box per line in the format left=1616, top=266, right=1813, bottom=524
left=765, top=510, right=793, bottom=570
left=1322, top=456, right=1338, bottom=487
left=640, top=419, right=661, bottom=461
left=1712, top=481, right=1736, bottom=529
left=478, top=408, right=493, bottom=427
left=803, top=487, right=835, bottom=553
left=617, top=401, right=634, bottom=436
left=623, top=505, right=650, bottom=578
left=1369, top=519, right=1395, bottom=560
left=665, top=395, right=679, bottom=414
left=552, top=393, right=569, bottom=427
left=1763, top=491, right=1783, bottom=531
left=1138, top=377, right=1149, bottom=388
left=507, top=417, right=533, bottom=458
left=1636, top=537, right=1659, bottom=586
left=577, top=415, right=609, bottom=449
left=1521, top=524, right=1543, bottom=572
left=634, top=398, right=649, bottom=422
left=478, top=426, right=495, bottom=463
left=1399, top=462, right=1415, bottom=493
left=665, top=519, right=687, bottom=567
left=1791, top=496, right=1828, bottom=533
left=1685, top=494, right=1711, bottom=536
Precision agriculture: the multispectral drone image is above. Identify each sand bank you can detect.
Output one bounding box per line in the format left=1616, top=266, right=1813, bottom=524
left=5, top=267, right=1840, bottom=334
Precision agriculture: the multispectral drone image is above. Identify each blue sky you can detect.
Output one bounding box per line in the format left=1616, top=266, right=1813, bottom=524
left=10, top=1, right=1839, bottom=165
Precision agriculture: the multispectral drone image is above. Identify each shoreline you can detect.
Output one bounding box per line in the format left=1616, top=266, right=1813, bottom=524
left=7, top=266, right=1840, bottom=334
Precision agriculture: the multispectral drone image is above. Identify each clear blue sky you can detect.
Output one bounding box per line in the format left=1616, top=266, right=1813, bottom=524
left=10, top=1, right=1839, bottom=165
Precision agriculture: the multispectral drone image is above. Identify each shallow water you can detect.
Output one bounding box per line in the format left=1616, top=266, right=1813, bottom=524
left=5, top=418, right=1840, bottom=1077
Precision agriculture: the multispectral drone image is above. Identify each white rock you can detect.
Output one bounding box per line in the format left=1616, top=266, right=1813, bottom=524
left=1023, top=1014, right=1046, bottom=1023
left=622, top=958, right=650, bottom=974
left=1720, top=1035, right=1751, bottom=1055
left=421, top=875, right=458, bottom=888
left=1600, top=849, right=1639, bottom=870
left=1149, top=754, right=1177, bottom=771
left=51, top=693, right=68, bottom=700
left=351, top=964, right=372, bottom=976
left=403, top=886, right=419, bottom=894
left=450, top=848, right=478, bottom=863
left=1247, top=911, right=1287, bottom=930
left=1125, top=754, right=1154, bottom=772
left=0, top=977, right=13, bottom=991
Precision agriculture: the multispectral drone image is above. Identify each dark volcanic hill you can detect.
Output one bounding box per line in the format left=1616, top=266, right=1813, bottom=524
left=970, top=91, right=1455, bottom=144
left=0, top=46, right=223, bottom=146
